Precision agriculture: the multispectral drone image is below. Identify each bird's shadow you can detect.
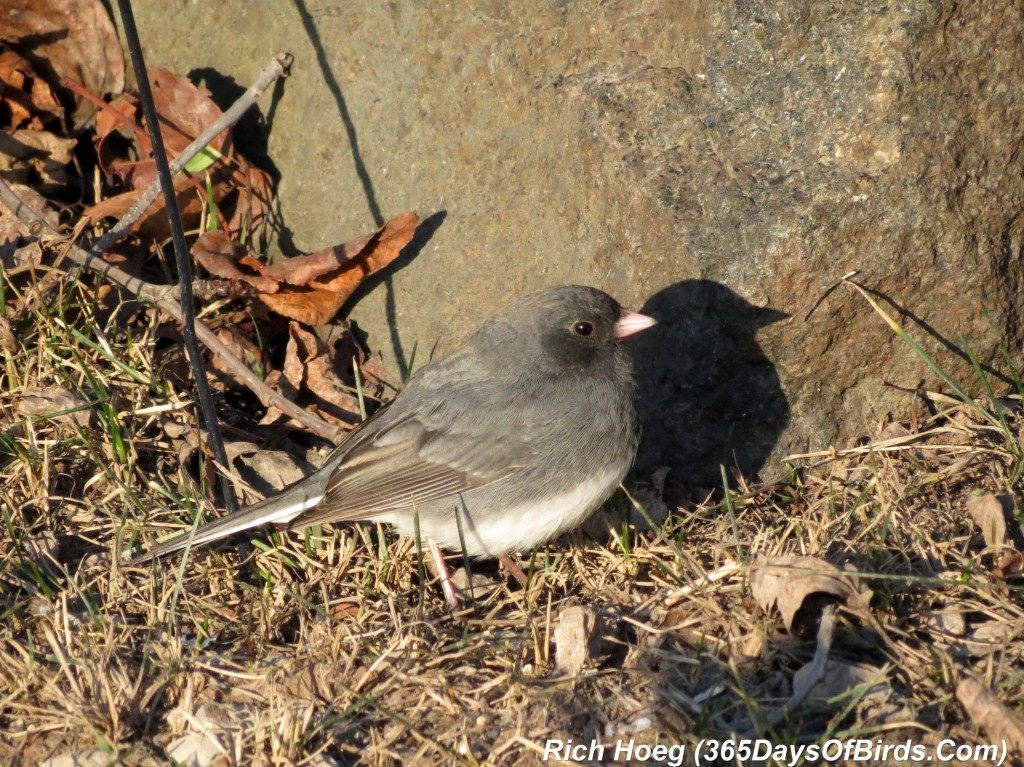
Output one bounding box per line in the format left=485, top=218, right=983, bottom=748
left=628, top=279, right=790, bottom=492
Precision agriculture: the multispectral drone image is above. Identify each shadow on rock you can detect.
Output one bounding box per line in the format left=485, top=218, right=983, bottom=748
left=628, top=279, right=789, bottom=489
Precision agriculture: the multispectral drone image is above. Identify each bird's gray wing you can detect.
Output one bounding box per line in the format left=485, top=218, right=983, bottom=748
left=289, top=357, right=534, bottom=528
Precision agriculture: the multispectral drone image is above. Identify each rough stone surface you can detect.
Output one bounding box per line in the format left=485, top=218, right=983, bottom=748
left=128, top=1, right=1024, bottom=484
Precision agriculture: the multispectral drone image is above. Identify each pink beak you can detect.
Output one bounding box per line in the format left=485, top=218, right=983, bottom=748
left=614, top=309, right=658, bottom=339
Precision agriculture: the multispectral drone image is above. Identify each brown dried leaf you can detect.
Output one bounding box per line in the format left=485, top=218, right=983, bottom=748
left=17, top=384, right=93, bottom=428
left=229, top=162, right=273, bottom=236
left=957, top=675, right=1024, bottom=756
left=967, top=493, right=1009, bottom=549
left=331, top=601, right=361, bottom=620
left=993, top=550, right=1024, bottom=582
left=0, top=128, right=76, bottom=193
left=0, top=182, right=57, bottom=269
left=258, top=287, right=347, bottom=328
left=792, top=659, right=888, bottom=704
left=1, top=0, right=125, bottom=129
left=280, top=323, right=363, bottom=423
left=82, top=172, right=205, bottom=241
left=91, top=70, right=261, bottom=239
left=265, top=211, right=418, bottom=285
left=149, top=69, right=227, bottom=155
left=749, top=554, right=873, bottom=634
left=206, top=325, right=270, bottom=392
left=261, top=211, right=419, bottom=326
left=193, top=231, right=279, bottom=294
left=0, top=49, right=63, bottom=128
left=225, top=441, right=308, bottom=505
left=923, top=608, right=967, bottom=637
left=553, top=605, right=604, bottom=676
left=93, top=70, right=227, bottom=189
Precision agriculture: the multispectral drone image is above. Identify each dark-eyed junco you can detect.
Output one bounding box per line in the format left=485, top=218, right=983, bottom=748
left=131, top=285, right=656, bottom=605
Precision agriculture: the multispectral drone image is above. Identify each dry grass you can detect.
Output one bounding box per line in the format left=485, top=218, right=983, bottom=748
left=2, top=274, right=1024, bottom=766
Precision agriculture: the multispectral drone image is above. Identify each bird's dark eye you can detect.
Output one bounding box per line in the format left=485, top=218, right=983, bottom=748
left=573, top=321, right=594, bottom=337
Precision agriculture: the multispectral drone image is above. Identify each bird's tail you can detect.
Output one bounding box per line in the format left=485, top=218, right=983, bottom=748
left=127, top=476, right=328, bottom=565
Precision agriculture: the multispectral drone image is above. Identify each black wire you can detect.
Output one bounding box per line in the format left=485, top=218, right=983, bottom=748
left=115, top=0, right=237, bottom=514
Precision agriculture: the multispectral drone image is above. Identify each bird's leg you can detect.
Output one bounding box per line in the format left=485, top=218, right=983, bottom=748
left=428, top=539, right=460, bottom=609
left=498, top=553, right=529, bottom=587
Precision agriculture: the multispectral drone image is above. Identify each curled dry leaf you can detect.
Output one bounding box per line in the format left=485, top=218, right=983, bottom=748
left=0, top=49, right=63, bottom=129
left=0, top=182, right=58, bottom=269
left=792, top=659, right=889, bottom=705
left=0, top=128, right=76, bottom=194
left=193, top=213, right=419, bottom=327
left=967, top=493, right=1024, bottom=584
left=193, top=231, right=279, bottom=294
left=223, top=441, right=309, bottom=505
left=0, top=0, right=124, bottom=129
left=749, top=554, right=873, bottom=634
left=279, top=323, right=367, bottom=423
left=17, top=384, right=93, bottom=428
left=95, top=70, right=227, bottom=190
left=967, top=493, right=1009, bottom=549
left=553, top=605, right=605, bottom=676
left=923, top=608, right=967, bottom=637
left=206, top=323, right=271, bottom=391
left=260, top=211, right=420, bottom=326
left=957, top=675, right=1024, bottom=757
left=165, top=703, right=240, bottom=767
left=38, top=749, right=114, bottom=767
left=993, top=550, right=1024, bottom=582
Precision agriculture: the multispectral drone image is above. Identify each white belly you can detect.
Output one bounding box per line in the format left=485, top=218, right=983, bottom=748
left=384, top=466, right=625, bottom=557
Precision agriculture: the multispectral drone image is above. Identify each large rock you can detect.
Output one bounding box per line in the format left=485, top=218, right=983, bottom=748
left=129, top=1, right=1024, bottom=483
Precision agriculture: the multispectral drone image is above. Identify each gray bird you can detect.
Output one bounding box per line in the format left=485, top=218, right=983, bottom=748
left=130, top=285, right=656, bottom=605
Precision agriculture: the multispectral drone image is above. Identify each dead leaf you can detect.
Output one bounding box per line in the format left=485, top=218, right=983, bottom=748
left=83, top=172, right=205, bottom=242
left=923, top=608, right=967, bottom=637
left=0, top=0, right=124, bottom=129
left=91, top=70, right=271, bottom=241
left=956, top=619, right=1019, bottom=658
left=225, top=441, right=309, bottom=504
left=39, top=750, right=116, bottom=767
left=0, top=182, right=57, bottom=269
left=792, top=659, right=889, bottom=704
left=957, top=675, right=1024, bottom=757
left=206, top=324, right=271, bottom=391
left=193, top=231, right=279, bottom=293
left=553, top=605, right=604, bottom=676
left=0, top=49, right=63, bottom=129
left=0, top=128, right=76, bottom=193
left=192, top=214, right=418, bottom=325
left=149, top=69, right=227, bottom=155
left=968, top=493, right=1008, bottom=549
left=993, top=550, right=1024, bottom=582
left=279, top=323, right=363, bottom=423
left=331, top=601, right=360, bottom=620
left=229, top=161, right=273, bottom=236
left=165, top=703, right=239, bottom=767
left=261, top=211, right=419, bottom=325
left=749, top=554, right=873, bottom=635
left=17, top=384, right=93, bottom=428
